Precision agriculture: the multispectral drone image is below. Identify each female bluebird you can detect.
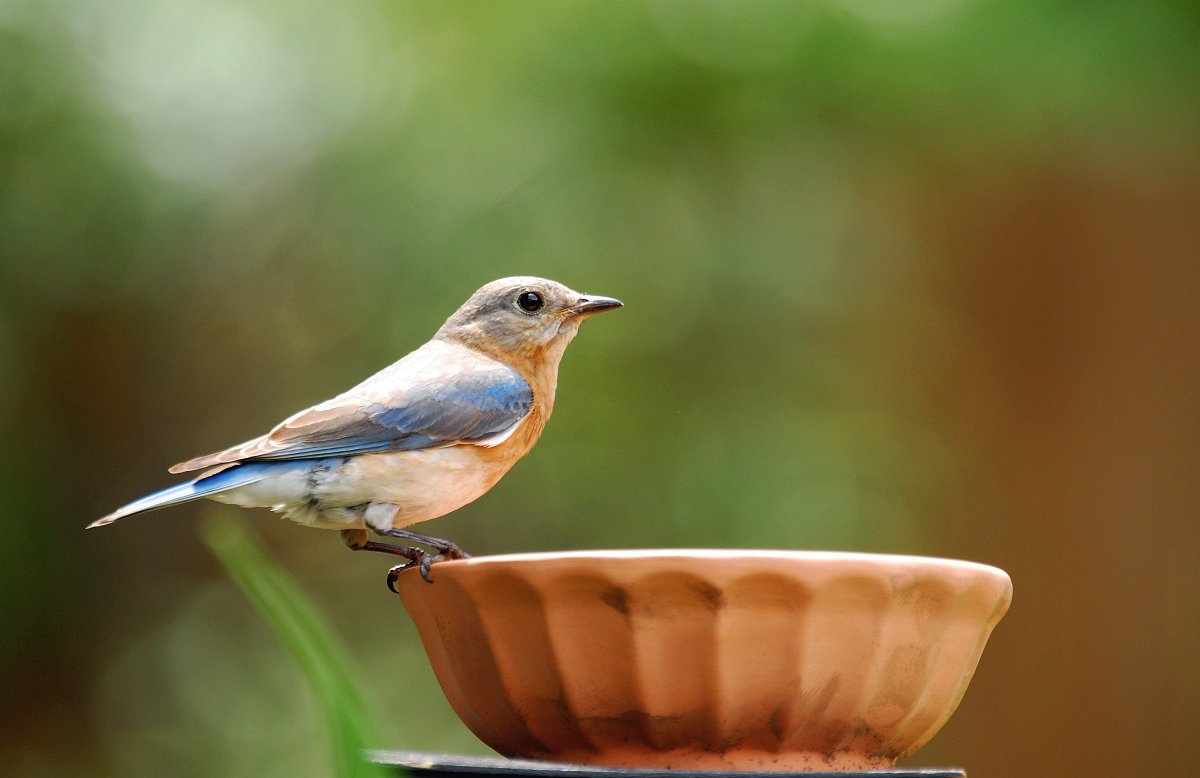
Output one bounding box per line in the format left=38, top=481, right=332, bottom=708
left=90, top=277, right=622, bottom=584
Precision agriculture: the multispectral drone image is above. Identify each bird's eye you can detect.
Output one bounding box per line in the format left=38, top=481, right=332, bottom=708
left=516, top=290, right=544, bottom=313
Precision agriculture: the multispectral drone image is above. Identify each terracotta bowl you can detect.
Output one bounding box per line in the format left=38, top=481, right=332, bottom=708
left=394, top=550, right=1012, bottom=772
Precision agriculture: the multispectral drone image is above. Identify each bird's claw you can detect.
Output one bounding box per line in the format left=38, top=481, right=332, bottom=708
left=385, top=548, right=468, bottom=590
left=415, top=542, right=470, bottom=584
left=386, top=564, right=407, bottom=593
left=383, top=545, right=426, bottom=592
left=385, top=559, right=431, bottom=591
left=418, top=553, right=439, bottom=583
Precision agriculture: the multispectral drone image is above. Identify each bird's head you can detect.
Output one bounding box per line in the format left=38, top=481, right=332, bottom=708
left=436, top=276, right=622, bottom=364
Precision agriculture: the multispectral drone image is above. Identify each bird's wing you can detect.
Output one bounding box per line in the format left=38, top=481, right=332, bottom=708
left=170, top=344, right=533, bottom=473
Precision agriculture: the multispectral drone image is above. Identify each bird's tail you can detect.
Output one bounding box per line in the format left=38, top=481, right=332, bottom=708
left=87, top=463, right=269, bottom=528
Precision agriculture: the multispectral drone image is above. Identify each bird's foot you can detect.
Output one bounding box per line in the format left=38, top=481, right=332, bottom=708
left=377, top=528, right=471, bottom=567
left=344, top=528, right=470, bottom=589
left=385, top=549, right=448, bottom=591
left=387, top=542, right=468, bottom=589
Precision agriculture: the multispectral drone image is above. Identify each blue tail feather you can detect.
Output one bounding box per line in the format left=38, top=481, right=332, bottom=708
left=88, top=463, right=272, bottom=528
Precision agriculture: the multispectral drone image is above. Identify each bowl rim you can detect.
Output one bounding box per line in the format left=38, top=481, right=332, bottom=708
left=419, top=548, right=1010, bottom=579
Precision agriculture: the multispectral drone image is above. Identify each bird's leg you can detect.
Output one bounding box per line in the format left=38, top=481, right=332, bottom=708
left=374, top=528, right=470, bottom=586
left=341, top=528, right=430, bottom=590
left=358, top=504, right=471, bottom=585
left=378, top=527, right=471, bottom=561
left=341, top=528, right=423, bottom=558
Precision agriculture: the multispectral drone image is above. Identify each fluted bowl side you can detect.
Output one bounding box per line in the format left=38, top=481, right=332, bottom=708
left=395, top=550, right=1012, bottom=772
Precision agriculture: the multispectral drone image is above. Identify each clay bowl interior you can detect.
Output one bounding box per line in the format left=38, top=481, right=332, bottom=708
left=394, top=550, right=1012, bottom=772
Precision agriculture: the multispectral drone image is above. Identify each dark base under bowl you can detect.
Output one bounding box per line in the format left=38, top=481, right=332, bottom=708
left=369, top=751, right=966, bottom=778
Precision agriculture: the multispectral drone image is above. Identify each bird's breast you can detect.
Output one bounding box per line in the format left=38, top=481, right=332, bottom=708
left=340, top=409, right=547, bottom=528
left=328, top=447, right=497, bottom=525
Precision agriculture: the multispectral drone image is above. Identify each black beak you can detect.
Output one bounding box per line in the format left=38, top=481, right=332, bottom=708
left=566, top=294, right=623, bottom=319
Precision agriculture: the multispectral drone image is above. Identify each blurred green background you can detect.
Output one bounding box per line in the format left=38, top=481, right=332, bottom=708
left=2, top=0, right=1198, bottom=775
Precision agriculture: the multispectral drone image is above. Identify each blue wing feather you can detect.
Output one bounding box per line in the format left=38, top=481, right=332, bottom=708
left=169, top=341, right=535, bottom=473
left=242, top=368, right=532, bottom=461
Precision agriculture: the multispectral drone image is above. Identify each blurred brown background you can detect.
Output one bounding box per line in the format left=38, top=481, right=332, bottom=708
left=1, top=1, right=1197, bottom=776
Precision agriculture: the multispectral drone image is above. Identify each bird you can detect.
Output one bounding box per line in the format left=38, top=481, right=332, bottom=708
left=90, top=276, right=622, bottom=586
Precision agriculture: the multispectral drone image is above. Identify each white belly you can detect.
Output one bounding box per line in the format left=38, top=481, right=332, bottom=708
left=210, top=447, right=510, bottom=530
left=333, top=447, right=506, bottom=526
